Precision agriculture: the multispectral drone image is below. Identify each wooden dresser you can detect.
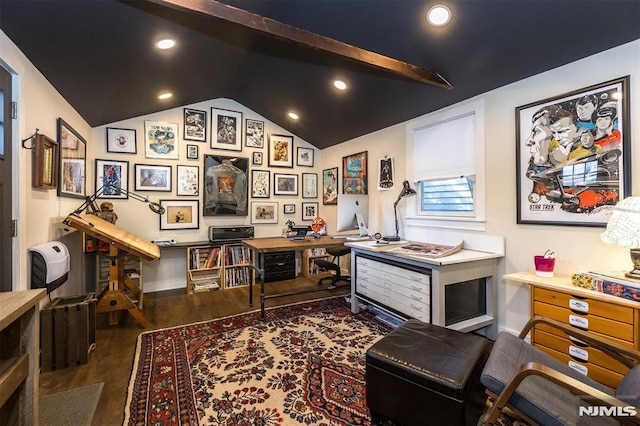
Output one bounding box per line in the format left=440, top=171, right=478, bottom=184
left=505, top=271, right=640, bottom=389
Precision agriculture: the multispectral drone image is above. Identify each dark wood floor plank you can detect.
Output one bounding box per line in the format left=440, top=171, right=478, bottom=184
left=39, top=277, right=348, bottom=425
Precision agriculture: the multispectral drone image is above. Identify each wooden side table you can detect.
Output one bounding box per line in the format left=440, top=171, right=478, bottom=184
left=0, top=289, right=46, bottom=425
left=505, top=271, right=640, bottom=389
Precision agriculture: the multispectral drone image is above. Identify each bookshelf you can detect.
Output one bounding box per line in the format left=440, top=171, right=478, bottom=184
left=223, top=244, right=253, bottom=288
left=187, top=246, right=222, bottom=294
left=302, top=247, right=330, bottom=277
left=186, top=243, right=253, bottom=294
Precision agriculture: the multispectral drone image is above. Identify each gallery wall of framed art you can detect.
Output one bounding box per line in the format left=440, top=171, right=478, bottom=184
left=86, top=99, right=321, bottom=238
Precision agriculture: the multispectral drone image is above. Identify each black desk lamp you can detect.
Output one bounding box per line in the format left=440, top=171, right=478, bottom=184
left=63, top=183, right=164, bottom=226
left=384, top=180, right=417, bottom=241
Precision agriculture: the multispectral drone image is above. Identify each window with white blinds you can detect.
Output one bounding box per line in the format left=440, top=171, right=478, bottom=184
left=406, top=99, right=486, bottom=227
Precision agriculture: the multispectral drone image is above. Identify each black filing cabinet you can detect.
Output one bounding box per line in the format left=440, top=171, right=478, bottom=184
left=263, top=251, right=296, bottom=282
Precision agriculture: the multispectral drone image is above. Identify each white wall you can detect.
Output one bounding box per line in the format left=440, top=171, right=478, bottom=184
left=319, top=39, right=640, bottom=334
left=1, top=30, right=92, bottom=296
left=91, top=99, right=319, bottom=291
left=6, top=24, right=640, bottom=335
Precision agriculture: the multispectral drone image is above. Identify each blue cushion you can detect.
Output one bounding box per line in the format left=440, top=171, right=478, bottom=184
left=617, top=364, right=640, bottom=407
left=481, top=332, right=616, bottom=426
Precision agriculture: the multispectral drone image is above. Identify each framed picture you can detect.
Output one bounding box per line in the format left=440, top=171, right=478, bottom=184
left=32, top=134, right=59, bottom=189
left=284, top=204, right=295, bottom=214
left=516, top=76, right=630, bottom=227
left=302, top=202, right=319, bottom=220
left=322, top=167, right=338, bottom=205
left=302, top=173, right=318, bottom=198
left=251, top=170, right=270, bottom=198
left=57, top=118, right=86, bottom=199
left=106, top=127, right=136, bottom=154
left=184, top=108, right=207, bottom=142
left=252, top=151, right=263, bottom=166
left=378, top=156, right=395, bottom=190
left=211, top=107, right=242, bottom=151
left=268, top=134, right=293, bottom=168
left=160, top=199, right=199, bottom=230
left=177, top=165, right=199, bottom=196
left=134, top=164, right=172, bottom=192
left=274, top=173, right=298, bottom=196
left=245, top=118, right=264, bottom=148
left=144, top=121, right=179, bottom=160
left=297, top=147, right=314, bottom=167
left=251, top=201, right=278, bottom=224
left=203, top=154, right=249, bottom=216
left=95, top=159, right=129, bottom=199
left=342, top=151, right=368, bottom=194
left=186, top=144, right=199, bottom=160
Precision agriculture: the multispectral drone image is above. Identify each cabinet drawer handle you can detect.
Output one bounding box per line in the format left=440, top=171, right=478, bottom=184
left=569, top=299, right=589, bottom=313
left=410, top=303, right=423, bottom=310
left=410, top=285, right=423, bottom=291
left=569, top=314, right=589, bottom=329
left=410, top=294, right=423, bottom=301
left=567, top=360, right=588, bottom=376
left=569, top=345, right=589, bottom=362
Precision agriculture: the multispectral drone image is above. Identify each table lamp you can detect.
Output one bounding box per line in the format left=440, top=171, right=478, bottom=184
left=601, top=196, right=640, bottom=278
left=384, top=180, right=417, bottom=241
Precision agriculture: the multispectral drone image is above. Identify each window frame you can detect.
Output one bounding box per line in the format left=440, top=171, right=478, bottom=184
left=405, top=99, right=486, bottom=231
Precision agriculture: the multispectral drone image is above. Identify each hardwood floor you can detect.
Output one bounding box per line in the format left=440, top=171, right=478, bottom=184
left=38, top=277, right=350, bottom=425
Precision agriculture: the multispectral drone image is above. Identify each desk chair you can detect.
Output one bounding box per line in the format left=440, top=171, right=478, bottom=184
left=481, top=316, right=640, bottom=426
left=316, top=247, right=351, bottom=289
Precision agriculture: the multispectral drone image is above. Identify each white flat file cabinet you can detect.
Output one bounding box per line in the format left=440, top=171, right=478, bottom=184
left=348, top=242, right=501, bottom=339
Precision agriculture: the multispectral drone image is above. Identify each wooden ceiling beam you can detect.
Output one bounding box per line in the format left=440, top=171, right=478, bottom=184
left=145, top=0, right=453, bottom=89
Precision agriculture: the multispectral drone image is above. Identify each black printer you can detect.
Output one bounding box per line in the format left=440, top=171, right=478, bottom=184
left=208, top=226, right=254, bottom=243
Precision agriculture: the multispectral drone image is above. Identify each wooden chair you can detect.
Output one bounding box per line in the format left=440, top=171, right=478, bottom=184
left=481, top=316, right=640, bottom=425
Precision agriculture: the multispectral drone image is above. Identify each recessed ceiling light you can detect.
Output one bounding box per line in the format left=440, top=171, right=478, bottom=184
left=155, top=38, right=176, bottom=50
left=333, top=80, right=347, bottom=90
left=427, top=5, right=451, bottom=26
left=158, top=92, right=173, bottom=100
left=288, top=111, right=299, bottom=120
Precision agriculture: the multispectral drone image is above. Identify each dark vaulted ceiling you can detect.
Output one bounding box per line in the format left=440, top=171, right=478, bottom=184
left=1, top=0, right=639, bottom=149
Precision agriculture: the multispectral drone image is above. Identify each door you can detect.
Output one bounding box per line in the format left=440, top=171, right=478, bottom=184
left=0, top=65, right=13, bottom=292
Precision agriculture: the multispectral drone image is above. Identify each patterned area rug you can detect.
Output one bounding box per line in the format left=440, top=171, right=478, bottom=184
left=124, top=297, right=392, bottom=425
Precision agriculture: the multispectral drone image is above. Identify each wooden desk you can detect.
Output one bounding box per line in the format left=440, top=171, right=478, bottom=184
left=243, top=236, right=347, bottom=319
left=64, top=214, right=159, bottom=328
left=0, top=289, right=46, bottom=425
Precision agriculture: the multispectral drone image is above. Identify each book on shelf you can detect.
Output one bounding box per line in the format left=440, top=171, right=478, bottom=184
left=193, top=282, right=219, bottom=293
left=571, top=271, right=640, bottom=302
left=388, top=241, right=463, bottom=258
left=205, top=248, right=220, bottom=269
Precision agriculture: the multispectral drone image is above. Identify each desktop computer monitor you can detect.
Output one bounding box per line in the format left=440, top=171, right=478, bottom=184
left=336, top=194, right=369, bottom=236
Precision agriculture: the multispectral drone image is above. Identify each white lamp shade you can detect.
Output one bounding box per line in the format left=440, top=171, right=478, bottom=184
left=601, top=197, right=640, bottom=247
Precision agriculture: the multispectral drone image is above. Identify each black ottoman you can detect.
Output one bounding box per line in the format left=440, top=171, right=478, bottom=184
left=366, top=320, right=491, bottom=426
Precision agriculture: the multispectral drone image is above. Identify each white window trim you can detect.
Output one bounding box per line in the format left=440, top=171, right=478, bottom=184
left=405, top=98, right=486, bottom=231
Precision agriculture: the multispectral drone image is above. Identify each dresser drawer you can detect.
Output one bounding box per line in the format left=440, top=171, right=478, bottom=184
left=534, top=322, right=634, bottom=349
left=535, top=344, right=623, bottom=389
left=533, top=329, right=629, bottom=375
left=357, top=271, right=429, bottom=301
left=356, top=257, right=430, bottom=287
left=533, top=301, right=634, bottom=342
left=533, top=287, right=633, bottom=323
left=357, top=281, right=430, bottom=323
